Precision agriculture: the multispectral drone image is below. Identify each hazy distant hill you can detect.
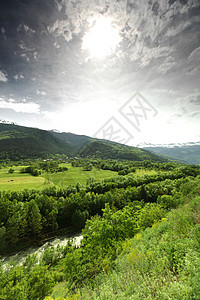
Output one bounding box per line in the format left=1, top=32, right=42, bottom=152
left=142, top=142, right=200, bottom=165
left=0, top=123, right=167, bottom=162
left=0, top=123, right=76, bottom=160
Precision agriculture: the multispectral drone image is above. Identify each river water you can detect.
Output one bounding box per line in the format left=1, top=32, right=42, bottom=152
left=0, top=233, right=83, bottom=270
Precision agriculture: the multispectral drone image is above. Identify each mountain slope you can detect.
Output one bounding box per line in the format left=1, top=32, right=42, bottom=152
left=51, top=131, right=93, bottom=149
left=78, top=140, right=167, bottom=162
left=0, top=123, right=168, bottom=162
left=0, top=123, right=76, bottom=160
left=142, top=142, right=200, bottom=165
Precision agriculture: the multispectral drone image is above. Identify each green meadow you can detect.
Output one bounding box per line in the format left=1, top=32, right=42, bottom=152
left=0, top=163, right=158, bottom=192
left=0, top=164, right=118, bottom=191
left=44, top=163, right=118, bottom=187
left=0, top=166, right=53, bottom=191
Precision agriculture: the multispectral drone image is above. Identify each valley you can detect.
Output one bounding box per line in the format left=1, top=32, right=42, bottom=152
left=0, top=124, right=200, bottom=300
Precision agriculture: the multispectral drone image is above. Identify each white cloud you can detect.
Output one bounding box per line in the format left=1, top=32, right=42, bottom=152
left=36, top=90, right=47, bottom=96
left=17, top=24, right=36, bottom=34
left=0, top=70, right=8, bottom=82
left=20, top=53, right=30, bottom=62
left=48, top=19, right=73, bottom=42
left=54, top=42, right=60, bottom=48
left=0, top=98, right=40, bottom=114
left=13, top=73, right=24, bottom=80
left=18, top=41, right=37, bottom=61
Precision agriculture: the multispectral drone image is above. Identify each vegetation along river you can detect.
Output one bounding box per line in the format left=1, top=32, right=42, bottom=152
left=0, top=233, right=83, bottom=270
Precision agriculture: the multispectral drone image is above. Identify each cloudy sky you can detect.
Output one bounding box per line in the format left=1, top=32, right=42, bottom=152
left=0, top=0, right=200, bottom=145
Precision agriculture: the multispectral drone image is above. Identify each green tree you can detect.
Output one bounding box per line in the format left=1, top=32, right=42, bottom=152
left=28, top=200, right=42, bottom=237
left=8, top=167, right=14, bottom=173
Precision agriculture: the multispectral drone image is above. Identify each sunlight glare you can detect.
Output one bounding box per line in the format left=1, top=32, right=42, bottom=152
left=82, top=16, right=121, bottom=59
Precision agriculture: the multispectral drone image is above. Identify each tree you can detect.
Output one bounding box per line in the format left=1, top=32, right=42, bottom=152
left=8, top=167, right=14, bottom=173
left=28, top=200, right=42, bottom=238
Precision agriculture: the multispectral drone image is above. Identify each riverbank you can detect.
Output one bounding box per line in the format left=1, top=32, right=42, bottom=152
left=0, top=226, right=80, bottom=256
left=1, top=232, right=83, bottom=270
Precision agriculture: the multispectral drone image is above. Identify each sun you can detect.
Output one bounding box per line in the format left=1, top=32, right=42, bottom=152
left=82, top=16, right=121, bottom=59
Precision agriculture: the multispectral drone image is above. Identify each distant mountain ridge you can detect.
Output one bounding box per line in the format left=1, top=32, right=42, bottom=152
left=140, top=142, right=200, bottom=165
left=138, top=141, right=200, bottom=148
left=0, top=123, right=167, bottom=162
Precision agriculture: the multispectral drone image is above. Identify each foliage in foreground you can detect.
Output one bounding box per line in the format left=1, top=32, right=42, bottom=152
left=47, top=194, right=200, bottom=300
left=0, top=175, right=199, bottom=299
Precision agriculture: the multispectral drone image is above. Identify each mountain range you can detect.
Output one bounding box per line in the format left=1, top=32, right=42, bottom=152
left=0, top=123, right=167, bottom=163
left=140, top=142, right=200, bottom=165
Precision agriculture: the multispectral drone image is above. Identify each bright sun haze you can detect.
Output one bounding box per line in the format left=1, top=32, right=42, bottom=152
left=82, top=16, right=121, bottom=59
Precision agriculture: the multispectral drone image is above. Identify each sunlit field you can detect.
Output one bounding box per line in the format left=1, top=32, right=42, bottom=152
left=0, top=164, right=118, bottom=191
left=43, top=163, right=118, bottom=187
left=135, top=168, right=158, bottom=176
left=0, top=166, right=52, bottom=191
left=0, top=163, right=160, bottom=192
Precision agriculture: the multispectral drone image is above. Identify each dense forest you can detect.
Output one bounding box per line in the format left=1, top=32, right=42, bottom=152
left=0, top=156, right=200, bottom=299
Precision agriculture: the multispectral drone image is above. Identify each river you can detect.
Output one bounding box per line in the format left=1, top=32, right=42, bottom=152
left=0, top=233, right=83, bottom=270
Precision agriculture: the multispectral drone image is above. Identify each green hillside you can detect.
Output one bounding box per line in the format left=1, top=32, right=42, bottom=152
left=0, top=123, right=168, bottom=163
left=78, top=140, right=167, bottom=162
left=0, top=123, right=76, bottom=160
left=51, top=131, right=93, bottom=149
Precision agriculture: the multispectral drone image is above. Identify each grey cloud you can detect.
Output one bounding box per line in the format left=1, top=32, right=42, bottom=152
left=188, top=46, right=200, bottom=62
left=188, top=95, right=200, bottom=105
left=156, top=57, right=176, bottom=74
left=0, top=0, right=199, bottom=143
left=0, top=70, right=8, bottom=82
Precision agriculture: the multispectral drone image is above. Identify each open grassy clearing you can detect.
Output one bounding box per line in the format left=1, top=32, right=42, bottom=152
left=0, top=164, right=160, bottom=191
left=135, top=168, right=158, bottom=176
left=0, top=166, right=53, bottom=191
left=43, top=164, right=118, bottom=187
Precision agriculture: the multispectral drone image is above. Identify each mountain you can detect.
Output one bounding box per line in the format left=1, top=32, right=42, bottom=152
left=0, top=123, right=76, bottom=160
left=140, top=142, right=200, bottom=165
left=51, top=131, right=94, bottom=149
left=0, top=123, right=167, bottom=162
left=51, top=131, right=167, bottom=162
left=78, top=140, right=167, bottom=162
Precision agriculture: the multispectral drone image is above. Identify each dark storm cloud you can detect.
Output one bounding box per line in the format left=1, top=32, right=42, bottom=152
left=0, top=0, right=199, bottom=142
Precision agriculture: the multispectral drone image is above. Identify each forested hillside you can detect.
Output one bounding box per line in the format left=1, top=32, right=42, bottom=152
left=51, top=131, right=93, bottom=149
left=0, top=123, right=76, bottom=160
left=0, top=123, right=167, bottom=163
left=78, top=141, right=167, bottom=162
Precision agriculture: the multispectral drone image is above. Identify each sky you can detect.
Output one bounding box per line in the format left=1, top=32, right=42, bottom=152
left=0, top=0, right=200, bottom=146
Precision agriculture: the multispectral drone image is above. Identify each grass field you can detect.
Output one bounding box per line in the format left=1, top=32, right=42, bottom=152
left=135, top=168, right=157, bottom=176
left=0, top=166, right=53, bottom=191
left=0, top=164, right=118, bottom=191
left=0, top=164, right=159, bottom=192
left=43, top=164, right=118, bottom=187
